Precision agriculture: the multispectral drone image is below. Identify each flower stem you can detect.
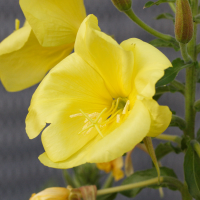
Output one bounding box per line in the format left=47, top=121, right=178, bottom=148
left=124, top=9, right=176, bottom=43
left=155, top=134, right=182, bottom=145
left=179, top=43, right=192, bottom=63
left=96, top=176, right=183, bottom=196
left=62, top=169, right=76, bottom=188
left=102, top=173, right=114, bottom=189
left=184, top=0, right=198, bottom=139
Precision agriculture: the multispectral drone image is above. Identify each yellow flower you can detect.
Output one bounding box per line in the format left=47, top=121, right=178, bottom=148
left=97, top=157, right=124, bottom=181
left=26, top=14, right=172, bottom=169
left=29, top=187, right=70, bottom=200
left=0, top=0, right=86, bottom=92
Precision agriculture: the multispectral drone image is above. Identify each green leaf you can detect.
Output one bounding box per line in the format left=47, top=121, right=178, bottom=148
left=144, top=0, right=175, bottom=8
left=149, top=38, right=180, bottom=51
left=155, top=142, right=182, bottom=161
left=73, top=163, right=101, bottom=188
left=97, top=193, right=117, bottom=200
left=170, top=115, right=186, bottom=130
left=184, top=141, right=200, bottom=199
left=156, top=58, right=189, bottom=87
left=120, top=167, right=177, bottom=198
left=155, top=13, right=175, bottom=22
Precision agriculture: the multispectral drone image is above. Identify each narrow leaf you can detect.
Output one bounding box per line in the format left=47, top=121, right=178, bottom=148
left=155, top=142, right=182, bottom=161
left=184, top=141, right=200, bottom=199
left=144, top=0, right=175, bottom=8
left=121, top=167, right=177, bottom=198
left=155, top=13, right=175, bottom=22
left=149, top=38, right=180, bottom=51
left=156, top=58, right=191, bottom=87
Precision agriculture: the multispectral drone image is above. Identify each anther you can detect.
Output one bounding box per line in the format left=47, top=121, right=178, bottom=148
left=70, top=113, right=83, bottom=118
left=122, top=100, right=130, bottom=114
left=116, top=114, right=121, bottom=123
left=15, top=19, right=20, bottom=31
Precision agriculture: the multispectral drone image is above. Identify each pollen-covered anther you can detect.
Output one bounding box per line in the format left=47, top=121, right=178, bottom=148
left=122, top=100, right=130, bottom=114
left=116, top=114, right=121, bottom=123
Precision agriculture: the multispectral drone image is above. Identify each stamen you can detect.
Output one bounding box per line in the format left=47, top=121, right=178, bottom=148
left=116, top=114, right=121, bottom=123
left=95, top=108, right=107, bottom=123
left=80, top=110, right=95, bottom=124
left=70, top=113, right=83, bottom=118
left=15, top=19, right=20, bottom=30
left=101, top=109, right=123, bottom=125
left=122, top=100, right=130, bottom=114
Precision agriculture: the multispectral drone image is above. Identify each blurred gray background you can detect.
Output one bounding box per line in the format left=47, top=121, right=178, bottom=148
left=0, top=0, right=199, bottom=199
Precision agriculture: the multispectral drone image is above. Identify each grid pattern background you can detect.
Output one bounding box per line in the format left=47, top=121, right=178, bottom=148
left=0, top=0, right=199, bottom=199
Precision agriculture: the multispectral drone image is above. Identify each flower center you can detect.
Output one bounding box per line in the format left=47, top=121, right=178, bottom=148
left=70, top=97, right=130, bottom=137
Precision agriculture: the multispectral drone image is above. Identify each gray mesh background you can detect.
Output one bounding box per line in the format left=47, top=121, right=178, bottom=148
left=0, top=0, right=199, bottom=200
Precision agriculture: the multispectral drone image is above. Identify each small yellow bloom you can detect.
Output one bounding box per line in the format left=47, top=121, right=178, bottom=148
left=97, top=157, right=124, bottom=181
left=29, top=187, right=70, bottom=200
left=0, top=0, right=86, bottom=92
left=26, top=15, right=172, bottom=169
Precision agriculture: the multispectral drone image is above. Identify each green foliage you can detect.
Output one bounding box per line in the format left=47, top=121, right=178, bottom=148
left=155, top=13, right=174, bottom=22
left=144, top=0, right=175, bottom=8
left=120, top=167, right=177, bottom=198
left=97, top=193, right=117, bottom=200
left=73, top=163, right=101, bottom=188
left=184, top=141, right=200, bottom=199
left=170, top=115, right=186, bottom=130
left=156, top=58, right=192, bottom=87
left=149, top=38, right=180, bottom=51
left=155, top=142, right=182, bottom=161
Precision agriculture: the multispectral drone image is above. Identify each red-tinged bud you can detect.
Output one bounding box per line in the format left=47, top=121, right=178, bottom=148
left=175, top=0, right=194, bottom=44
left=111, top=0, right=132, bottom=12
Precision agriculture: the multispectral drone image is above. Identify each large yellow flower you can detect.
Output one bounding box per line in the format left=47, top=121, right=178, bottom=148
left=0, top=0, right=86, bottom=92
left=26, top=15, right=172, bottom=169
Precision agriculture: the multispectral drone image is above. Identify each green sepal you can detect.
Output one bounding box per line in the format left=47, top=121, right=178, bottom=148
left=144, top=0, right=175, bottom=8
left=169, top=115, right=186, bottom=130
left=120, top=167, right=178, bottom=198
left=184, top=141, right=200, bottom=199
left=155, top=13, right=174, bottom=22
left=155, top=142, right=182, bottom=161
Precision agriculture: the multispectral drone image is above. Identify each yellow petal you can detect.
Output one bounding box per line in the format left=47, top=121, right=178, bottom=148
left=88, top=100, right=151, bottom=163
left=120, top=38, right=172, bottom=97
left=0, top=25, right=73, bottom=92
left=30, top=187, right=70, bottom=200
left=75, top=15, right=134, bottom=98
left=26, top=53, right=112, bottom=161
left=20, top=0, right=86, bottom=47
left=142, top=99, right=172, bottom=137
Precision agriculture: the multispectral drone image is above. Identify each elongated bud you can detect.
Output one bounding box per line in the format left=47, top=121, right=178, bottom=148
left=175, top=0, right=193, bottom=44
left=111, top=0, right=132, bottom=12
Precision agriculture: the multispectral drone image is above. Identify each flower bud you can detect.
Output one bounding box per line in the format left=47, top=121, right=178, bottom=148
left=111, top=0, right=132, bottom=12
left=175, top=0, right=193, bottom=44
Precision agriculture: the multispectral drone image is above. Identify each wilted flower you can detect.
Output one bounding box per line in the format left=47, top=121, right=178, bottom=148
left=29, top=187, right=70, bottom=200
left=26, top=15, right=172, bottom=169
left=0, top=0, right=86, bottom=91
left=97, top=157, right=124, bottom=181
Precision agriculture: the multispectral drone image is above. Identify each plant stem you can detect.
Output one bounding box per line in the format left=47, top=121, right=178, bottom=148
left=96, top=176, right=183, bottom=196
left=184, top=0, right=198, bottom=139
left=155, top=134, right=182, bottom=145
left=179, top=43, right=192, bottom=63
left=102, top=173, right=114, bottom=189
left=124, top=9, right=176, bottom=43
left=196, top=44, right=200, bottom=54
